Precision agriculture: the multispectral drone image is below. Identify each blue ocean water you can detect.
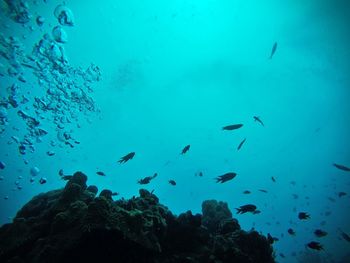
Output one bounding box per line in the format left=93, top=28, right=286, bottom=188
left=0, top=0, right=350, bottom=262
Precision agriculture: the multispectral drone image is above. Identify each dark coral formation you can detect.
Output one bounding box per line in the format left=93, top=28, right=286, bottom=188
left=0, top=172, right=275, bottom=263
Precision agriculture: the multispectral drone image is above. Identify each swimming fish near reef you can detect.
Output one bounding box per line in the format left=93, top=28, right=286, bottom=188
left=269, top=42, right=277, bottom=59
left=118, top=152, right=135, bottom=164
left=253, top=116, right=264, bottom=126
left=168, top=180, right=176, bottom=186
left=259, top=189, right=268, bottom=193
left=243, top=190, right=251, bottom=194
left=222, top=124, right=243, bottom=131
left=61, top=175, right=72, bottom=181
left=271, top=176, right=276, bottom=182
left=314, top=229, right=327, bottom=237
left=338, top=192, right=347, bottom=197
left=298, top=212, right=310, bottom=220
left=333, top=163, right=350, bottom=172
left=339, top=230, right=350, bottom=243
left=215, top=172, right=237, bottom=183
left=307, top=241, right=323, bottom=251
left=237, top=138, right=246, bottom=151
left=288, top=228, right=296, bottom=236
left=181, top=145, right=190, bottom=155
left=236, top=204, right=259, bottom=214
left=138, top=173, right=157, bottom=185
left=96, top=171, right=106, bottom=176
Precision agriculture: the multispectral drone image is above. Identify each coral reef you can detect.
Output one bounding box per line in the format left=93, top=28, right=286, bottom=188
left=0, top=172, right=275, bottom=263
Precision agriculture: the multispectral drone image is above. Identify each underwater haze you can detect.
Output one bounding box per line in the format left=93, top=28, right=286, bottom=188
left=1, top=0, right=350, bottom=262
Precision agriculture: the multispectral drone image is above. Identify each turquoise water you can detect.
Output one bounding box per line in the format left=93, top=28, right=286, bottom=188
left=1, top=0, right=350, bottom=262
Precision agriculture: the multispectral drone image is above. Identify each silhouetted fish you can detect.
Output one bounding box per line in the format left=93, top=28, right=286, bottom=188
left=307, top=241, right=323, bottom=251
left=138, top=173, right=157, bottom=185
left=333, top=163, right=350, bottom=172
left=181, top=145, right=190, bottom=155
left=253, top=116, right=264, bottom=126
left=215, top=172, right=237, bottom=183
left=314, top=229, right=327, bottom=237
left=298, top=212, right=310, bottom=220
left=168, top=180, right=176, bottom=186
left=96, top=171, right=106, bottom=176
left=236, top=204, right=258, bottom=214
left=222, top=124, right=243, bottom=131
left=237, top=138, right=246, bottom=151
left=118, top=152, right=135, bottom=164
left=271, top=176, right=276, bottom=182
left=269, top=42, right=277, bottom=59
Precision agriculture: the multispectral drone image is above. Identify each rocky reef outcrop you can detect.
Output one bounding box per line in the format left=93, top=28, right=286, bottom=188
left=0, top=172, right=275, bottom=263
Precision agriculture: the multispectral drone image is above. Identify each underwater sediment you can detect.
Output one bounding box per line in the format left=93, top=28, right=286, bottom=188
left=0, top=171, right=274, bottom=263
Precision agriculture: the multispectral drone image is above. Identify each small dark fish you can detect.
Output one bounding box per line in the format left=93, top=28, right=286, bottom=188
left=61, top=175, right=72, bottom=181
left=314, top=229, right=327, bottom=238
left=237, top=138, right=246, bottom=151
left=112, top=192, right=119, bottom=196
left=222, top=124, right=243, bottom=131
left=0, top=161, right=6, bottom=169
left=271, top=176, right=276, bottom=182
left=307, top=241, right=323, bottom=251
left=288, top=228, right=296, bottom=236
left=118, top=152, right=135, bottom=164
left=253, top=116, right=264, bottom=126
left=58, top=169, right=64, bottom=176
left=39, top=177, right=47, bottom=184
left=96, top=171, right=106, bottom=176
left=338, top=192, right=347, bottom=197
left=267, top=233, right=274, bottom=244
left=333, top=163, right=350, bottom=172
left=195, top=171, right=203, bottom=177
left=298, top=212, right=310, bottom=220
left=259, top=189, right=268, bottom=193
left=168, top=180, right=176, bottom=186
left=340, top=230, right=350, bottom=243
left=181, top=145, right=190, bottom=155
left=279, top=253, right=285, bottom=258
left=215, top=172, right=237, bottom=183
left=236, top=204, right=258, bottom=214
left=243, top=190, right=251, bottom=194
left=267, top=233, right=279, bottom=244
left=269, top=42, right=277, bottom=59
left=138, top=173, right=157, bottom=185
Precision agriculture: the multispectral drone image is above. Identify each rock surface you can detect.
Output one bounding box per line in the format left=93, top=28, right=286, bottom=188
left=0, top=172, right=275, bottom=263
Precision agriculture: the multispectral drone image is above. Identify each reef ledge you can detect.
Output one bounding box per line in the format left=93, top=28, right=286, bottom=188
left=0, top=171, right=275, bottom=263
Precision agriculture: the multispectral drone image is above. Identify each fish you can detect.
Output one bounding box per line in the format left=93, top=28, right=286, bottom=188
left=61, top=175, right=72, bottom=181
left=215, top=172, right=237, bottom=183
left=237, top=138, right=246, bottom=151
left=96, top=171, right=106, bottom=176
left=253, top=116, right=264, bottom=126
left=222, top=124, right=243, bottom=131
left=271, top=176, right=276, bottom=182
left=181, top=145, right=190, bottom=155
left=195, top=171, right=203, bottom=177
left=39, top=177, right=47, bottom=184
left=339, top=229, right=350, bottom=243
left=269, top=42, right=277, bottom=59
left=138, top=173, right=157, bottom=185
left=111, top=192, right=119, bottom=196
left=243, top=190, right=251, bottom=194
left=267, top=233, right=279, bottom=244
left=288, top=228, right=296, bottom=236
left=298, top=212, right=310, bottom=220
left=118, top=152, right=135, bottom=164
left=259, top=189, right=268, bottom=193
left=333, top=163, right=350, bottom=172
left=307, top=241, right=323, bottom=251
left=236, top=204, right=258, bottom=214
left=314, top=229, right=327, bottom=238
left=58, top=169, right=64, bottom=176
left=168, top=180, right=176, bottom=186
left=338, top=192, right=347, bottom=197
left=279, top=253, right=285, bottom=258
